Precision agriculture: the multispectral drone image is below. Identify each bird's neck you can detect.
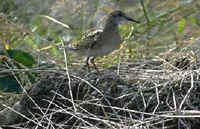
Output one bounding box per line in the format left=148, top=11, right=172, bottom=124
left=103, top=22, right=119, bottom=33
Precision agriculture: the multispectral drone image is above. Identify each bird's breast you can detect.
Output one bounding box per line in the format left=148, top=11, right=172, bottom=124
left=88, top=32, right=121, bottom=57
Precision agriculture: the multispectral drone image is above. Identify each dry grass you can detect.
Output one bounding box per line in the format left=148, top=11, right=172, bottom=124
left=1, top=47, right=200, bottom=129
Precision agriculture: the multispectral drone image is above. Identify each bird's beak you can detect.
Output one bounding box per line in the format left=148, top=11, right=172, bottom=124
left=124, top=16, right=140, bottom=24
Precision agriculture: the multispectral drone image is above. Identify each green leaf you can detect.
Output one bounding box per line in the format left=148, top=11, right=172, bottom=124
left=0, top=75, right=21, bottom=93
left=188, top=16, right=198, bottom=25
left=50, top=47, right=58, bottom=56
left=7, top=49, right=36, bottom=68
left=177, top=19, right=185, bottom=34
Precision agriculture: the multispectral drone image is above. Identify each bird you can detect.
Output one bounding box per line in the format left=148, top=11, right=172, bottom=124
left=63, top=10, right=140, bottom=72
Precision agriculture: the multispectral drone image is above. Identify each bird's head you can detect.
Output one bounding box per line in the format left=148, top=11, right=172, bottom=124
left=108, top=10, right=140, bottom=25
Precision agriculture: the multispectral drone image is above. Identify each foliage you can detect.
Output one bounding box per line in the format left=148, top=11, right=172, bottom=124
left=0, top=49, right=36, bottom=93
left=6, top=49, right=36, bottom=68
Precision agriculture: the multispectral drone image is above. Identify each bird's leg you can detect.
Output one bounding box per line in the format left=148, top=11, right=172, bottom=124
left=90, top=57, right=100, bottom=73
left=84, top=57, right=90, bottom=72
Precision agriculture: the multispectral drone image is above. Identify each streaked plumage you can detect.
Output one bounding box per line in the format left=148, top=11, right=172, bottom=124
left=63, top=10, right=140, bottom=72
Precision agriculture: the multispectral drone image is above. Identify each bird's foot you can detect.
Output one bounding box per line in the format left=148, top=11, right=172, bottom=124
left=90, top=57, right=101, bottom=74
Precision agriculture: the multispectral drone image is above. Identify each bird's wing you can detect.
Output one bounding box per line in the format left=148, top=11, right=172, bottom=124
left=74, top=29, right=103, bottom=50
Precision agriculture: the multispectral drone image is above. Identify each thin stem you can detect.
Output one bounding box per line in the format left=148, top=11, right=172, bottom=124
left=139, top=0, right=150, bottom=24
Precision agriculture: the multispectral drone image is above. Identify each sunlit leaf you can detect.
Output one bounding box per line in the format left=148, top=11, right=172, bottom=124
left=177, top=19, right=185, bottom=34
left=50, top=47, right=58, bottom=56
left=188, top=16, right=197, bottom=25
left=4, top=44, right=10, bottom=50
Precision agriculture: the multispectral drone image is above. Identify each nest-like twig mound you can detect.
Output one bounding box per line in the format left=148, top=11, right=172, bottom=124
left=1, top=49, right=200, bottom=129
